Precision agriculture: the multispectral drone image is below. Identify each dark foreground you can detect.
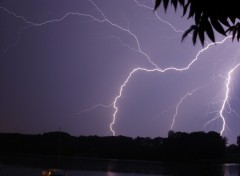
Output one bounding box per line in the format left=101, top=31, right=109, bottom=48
left=1, top=155, right=240, bottom=176
left=0, top=131, right=240, bottom=165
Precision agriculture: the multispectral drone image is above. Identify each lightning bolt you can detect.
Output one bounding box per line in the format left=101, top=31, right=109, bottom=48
left=0, top=3, right=159, bottom=68
left=219, top=63, right=240, bottom=135
left=78, top=103, right=113, bottom=114
left=133, top=0, right=184, bottom=33
left=203, top=61, right=240, bottom=136
left=2, top=1, right=239, bottom=140
left=101, top=35, right=140, bottom=54
left=88, top=0, right=161, bottom=68
left=110, top=37, right=231, bottom=136
left=170, top=87, right=203, bottom=130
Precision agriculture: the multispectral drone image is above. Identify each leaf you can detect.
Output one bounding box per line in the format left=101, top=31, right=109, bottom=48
left=237, top=30, right=240, bottom=41
left=154, top=0, right=162, bottom=11
left=171, top=0, right=178, bottom=10
left=192, top=27, right=198, bottom=45
left=210, top=17, right=226, bottom=36
left=179, top=0, right=185, bottom=6
left=194, top=11, right=202, bottom=24
left=163, top=0, right=169, bottom=11
left=229, top=16, right=236, bottom=24
left=232, top=27, right=237, bottom=41
left=204, top=19, right=215, bottom=42
left=181, top=25, right=197, bottom=42
left=236, top=23, right=240, bottom=41
left=188, top=3, right=195, bottom=19
left=182, top=1, right=190, bottom=17
left=226, top=26, right=235, bottom=33
left=219, top=17, right=230, bottom=27
left=198, top=25, right=205, bottom=46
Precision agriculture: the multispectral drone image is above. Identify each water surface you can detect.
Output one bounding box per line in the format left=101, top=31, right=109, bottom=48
left=1, top=159, right=240, bottom=176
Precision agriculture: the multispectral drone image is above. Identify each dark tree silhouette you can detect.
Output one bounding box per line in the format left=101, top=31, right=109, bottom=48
left=162, top=131, right=227, bottom=160
left=154, top=0, right=240, bottom=46
left=237, top=135, right=240, bottom=147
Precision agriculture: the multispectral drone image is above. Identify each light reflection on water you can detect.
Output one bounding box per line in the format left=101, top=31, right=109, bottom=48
left=0, top=166, right=165, bottom=176
left=0, top=161, right=240, bottom=176
left=223, top=163, right=240, bottom=176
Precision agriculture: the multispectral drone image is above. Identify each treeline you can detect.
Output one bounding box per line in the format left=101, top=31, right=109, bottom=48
left=1, top=131, right=237, bottom=162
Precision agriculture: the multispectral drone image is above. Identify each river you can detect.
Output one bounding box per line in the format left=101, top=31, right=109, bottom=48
left=0, top=159, right=240, bottom=176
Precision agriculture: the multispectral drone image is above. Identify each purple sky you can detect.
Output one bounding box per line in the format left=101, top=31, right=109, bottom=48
left=1, top=0, right=240, bottom=144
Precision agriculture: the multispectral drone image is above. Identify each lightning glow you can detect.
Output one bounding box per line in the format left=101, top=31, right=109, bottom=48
left=101, top=36, right=140, bottom=54
left=170, top=87, right=202, bottom=130
left=219, top=63, right=240, bottom=135
left=2, top=1, right=240, bottom=142
left=78, top=103, right=113, bottom=114
left=0, top=3, right=159, bottom=68
left=133, top=0, right=184, bottom=33
left=110, top=36, right=231, bottom=136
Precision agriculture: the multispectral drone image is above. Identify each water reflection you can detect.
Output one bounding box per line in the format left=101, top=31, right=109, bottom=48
left=167, top=163, right=225, bottom=176
left=0, top=160, right=240, bottom=176
left=107, top=171, right=118, bottom=176
left=223, top=163, right=240, bottom=176
left=106, top=159, right=226, bottom=176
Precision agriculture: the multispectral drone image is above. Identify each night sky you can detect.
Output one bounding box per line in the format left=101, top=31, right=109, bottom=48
left=1, top=0, right=240, bottom=144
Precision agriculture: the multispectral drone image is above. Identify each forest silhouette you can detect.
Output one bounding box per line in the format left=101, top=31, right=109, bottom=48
left=1, top=131, right=240, bottom=168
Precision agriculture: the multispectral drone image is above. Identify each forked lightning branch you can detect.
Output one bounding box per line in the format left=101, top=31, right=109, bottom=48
left=1, top=0, right=239, bottom=138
